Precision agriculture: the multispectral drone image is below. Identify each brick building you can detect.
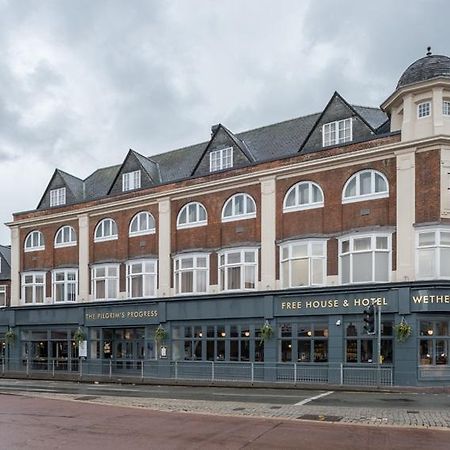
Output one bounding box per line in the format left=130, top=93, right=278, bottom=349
left=1, top=50, right=450, bottom=386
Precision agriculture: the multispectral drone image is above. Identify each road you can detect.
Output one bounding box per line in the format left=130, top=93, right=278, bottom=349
left=0, top=393, right=449, bottom=450
left=0, top=378, right=448, bottom=410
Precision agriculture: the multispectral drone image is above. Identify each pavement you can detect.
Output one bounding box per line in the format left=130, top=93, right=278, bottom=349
left=0, top=379, right=449, bottom=429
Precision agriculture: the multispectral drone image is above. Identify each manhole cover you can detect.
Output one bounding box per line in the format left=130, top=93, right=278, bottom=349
left=297, top=414, right=342, bottom=422
left=74, top=396, right=98, bottom=401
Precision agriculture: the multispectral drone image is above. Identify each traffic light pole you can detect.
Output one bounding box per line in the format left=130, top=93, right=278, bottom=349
left=377, top=304, right=382, bottom=386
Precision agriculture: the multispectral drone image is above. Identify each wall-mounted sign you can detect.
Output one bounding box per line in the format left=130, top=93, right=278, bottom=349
left=410, top=290, right=450, bottom=312
left=276, top=291, right=398, bottom=316
left=79, top=340, right=88, bottom=358
left=84, top=304, right=159, bottom=326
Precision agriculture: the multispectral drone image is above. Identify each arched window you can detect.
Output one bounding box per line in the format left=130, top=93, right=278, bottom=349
left=94, top=218, right=118, bottom=242
left=222, top=193, right=256, bottom=222
left=342, top=170, right=389, bottom=203
left=129, top=212, right=155, bottom=237
left=177, top=202, right=207, bottom=229
left=283, top=181, right=324, bottom=212
left=54, top=226, right=77, bottom=248
left=24, top=231, right=45, bottom=252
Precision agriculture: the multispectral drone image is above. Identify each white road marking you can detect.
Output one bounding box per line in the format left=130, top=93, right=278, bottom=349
left=295, top=390, right=334, bottom=406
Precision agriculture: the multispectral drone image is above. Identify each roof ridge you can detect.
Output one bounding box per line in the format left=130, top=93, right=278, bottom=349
left=351, top=104, right=383, bottom=110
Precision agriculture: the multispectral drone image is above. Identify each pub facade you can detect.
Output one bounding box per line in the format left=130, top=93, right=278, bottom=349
left=2, top=50, right=450, bottom=386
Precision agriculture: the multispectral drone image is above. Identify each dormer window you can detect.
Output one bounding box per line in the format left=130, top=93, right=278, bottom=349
left=443, top=101, right=450, bottom=116
left=417, top=101, right=431, bottom=118
left=122, top=170, right=141, bottom=192
left=322, top=118, right=352, bottom=147
left=50, top=187, right=66, bottom=207
left=210, top=147, right=233, bottom=172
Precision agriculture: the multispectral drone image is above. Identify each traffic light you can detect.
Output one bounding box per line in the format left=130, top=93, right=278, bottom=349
left=363, top=305, right=376, bottom=334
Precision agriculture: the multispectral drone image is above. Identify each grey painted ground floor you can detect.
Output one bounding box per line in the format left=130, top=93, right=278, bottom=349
left=1, top=281, right=450, bottom=387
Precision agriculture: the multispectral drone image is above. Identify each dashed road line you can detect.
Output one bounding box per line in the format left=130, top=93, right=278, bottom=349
left=295, top=391, right=334, bottom=406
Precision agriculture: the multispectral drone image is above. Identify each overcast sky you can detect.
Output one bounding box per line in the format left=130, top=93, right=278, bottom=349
left=1, top=0, right=450, bottom=243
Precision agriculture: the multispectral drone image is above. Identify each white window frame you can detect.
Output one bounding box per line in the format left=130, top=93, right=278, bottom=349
left=94, top=218, right=118, bottom=242
left=21, top=272, right=46, bottom=305
left=52, top=269, right=78, bottom=303
left=49, top=187, right=66, bottom=207
left=210, top=147, right=233, bottom=172
left=280, top=240, right=327, bottom=288
left=91, top=264, right=120, bottom=301
left=339, top=233, right=392, bottom=284
left=129, top=212, right=156, bottom=237
left=122, top=170, right=141, bottom=192
left=177, top=202, right=208, bottom=229
left=342, top=169, right=389, bottom=204
left=222, top=193, right=256, bottom=222
left=126, top=259, right=158, bottom=299
left=24, top=231, right=45, bottom=252
left=283, top=181, right=324, bottom=212
left=416, top=227, right=450, bottom=280
left=218, top=247, right=258, bottom=292
left=322, top=118, right=353, bottom=147
left=174, top=253, right=209, bottom=295
left=0, top=285, right=6, bottom=307
left=443, top=100, right=450, bottom=116
left=54, top=226, right=77, bottom=248
left=417, top=101, right=431, bottom=119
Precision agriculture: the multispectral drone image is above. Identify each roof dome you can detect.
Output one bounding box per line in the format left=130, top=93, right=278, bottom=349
left=397, top=52, right=450, bottom=89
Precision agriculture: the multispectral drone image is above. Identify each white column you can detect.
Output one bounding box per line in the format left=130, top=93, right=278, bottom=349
left=260, top=176, right=276, bottom=290
left=78, top=214, right=90, bottom=302
left=158, top=197, right=171, bottom=297
left=401, top=94, right=414, bottom=141
left=10, top=226, right=20, bottom=306
left=433, top=87, right=444, bottom=135
left=396, top=150, right=416, bottom=281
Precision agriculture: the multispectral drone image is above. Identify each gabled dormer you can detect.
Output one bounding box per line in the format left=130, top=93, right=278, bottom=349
left=37, top=169, right=84, bottom=209
left=108, top=149, right=161, bottom=196
left=299, top=92, right=377, bottom=154
left=192, top=124, right=255, bottom=177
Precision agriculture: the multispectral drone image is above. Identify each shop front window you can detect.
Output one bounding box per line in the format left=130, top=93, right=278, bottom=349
left=278, top=322, right=328, bottom=363
left=419, top=320, right=449, bottom=365
left=345, top=321, right=393, bottom=364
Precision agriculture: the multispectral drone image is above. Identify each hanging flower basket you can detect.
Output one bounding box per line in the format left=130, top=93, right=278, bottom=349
left=155, top=325, right=168, bottom=344
left=394, top=318, right=412, bottom=343
left=260, top=321, right=273, bottom=344
left=73, top=327, right=87, bottom=345
left=4, top=328, right=16, bottom=345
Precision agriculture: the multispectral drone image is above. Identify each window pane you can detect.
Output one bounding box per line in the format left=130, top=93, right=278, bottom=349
left=311, top=242, right=324, bottom=256
left=376, top=237, right=388, bottom=250
left=292, top=244, right=307, bottom=258
left=223, top=201, right=233, bottom=217
left=441, top=232, right=450, bottom=246
left=375, top=174, right=387, bottom=192
left=419, top=232, right=436, bottom=246
left=291, top=259, right=308, bottom=286
left=354, top=237, right=371, bottom=251
left=360, top=172, right=372, bottom=195
left=298, top=340, right=311, bottom=362
left=244, top=251, right=255, bottom=263
left=312, top=184, right=322, bottom=203
left=235, top=195, right=244, bottom=215
left=281, top=261, right=289, bottom=287
left=314, top=340, right=328, bottom=362
left=244, top=266, right=255, bottom=289
left=285, top=190, right=296, bottom=207
left=374, top=252, right=389, bottom=282
left=181, top=272, right=194, bottom=293
left=311, top=258, right=324, bottom=285
left=342, top=240, right=350, bottom=253
left=131, top=275, right=143, bottom=297
left=418, top=248, right=436, bottom=278
left=95, top=280, right=105, bottom=299
left=346, top=340, right=357, bottom=362
left=353, top=252, right=372, bottom=282
left=228, top=252, right=241, bottom=264
left=361, top=340, right=373, bottom=363
left=228, top=267, right=241, bottom=290
left=197, top=271, right=207, bottom=292
left=341, top=254, right=350, bottom=284
left=246, top=197, right=255, bottom=214
left=440, top=248, right=450, bottom=277
left=420, top=340, right=433, bottom=364
left=298, top=184, right=309, bottom=204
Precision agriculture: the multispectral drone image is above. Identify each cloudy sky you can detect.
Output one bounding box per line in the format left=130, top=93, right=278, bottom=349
left=1, top=0, right=449, bottom=243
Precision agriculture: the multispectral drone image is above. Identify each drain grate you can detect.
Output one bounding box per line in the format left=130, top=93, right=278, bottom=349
left=297, top=414, right=342, bottom=422
left=269, top=406, right=282, bottom=410
left=407, top=410, right=420, bottom=414
left=232, top=407, right=245, bottom=411
left=74, top=396, right=98, bottom=401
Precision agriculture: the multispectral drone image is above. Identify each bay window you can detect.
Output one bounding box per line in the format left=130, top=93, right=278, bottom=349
left=22, top=272, right=46, bottom=304
left=126, top=260, right=157, bottom=298
left=219, top=248, right=258, bottom=291
left=174, top=254, right=209, bottom=295
left=339, top=233, right=391, bottom=284
left=416, top=228, right=450, bottom=279
left=280, top=240, right=326, bottom=288
left=91, top=265, right=119, bottom=300
left=52, top=269, right=78, bottom=303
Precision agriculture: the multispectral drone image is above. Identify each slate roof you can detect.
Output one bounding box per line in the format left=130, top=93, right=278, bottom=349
left=36, top=98, right=390, bottom=209
left=396, top=54, right=450, bottom=89
left=0, top=245, right=11, bottom=280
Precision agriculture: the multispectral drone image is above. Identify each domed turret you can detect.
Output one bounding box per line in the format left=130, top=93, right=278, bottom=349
left=397, top=51, right=450, bottom=90
left=382, top=48, right=450, bottom=142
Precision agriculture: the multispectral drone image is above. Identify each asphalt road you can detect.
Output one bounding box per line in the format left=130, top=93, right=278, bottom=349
left=0, top=393, right=449, bottom=450
left=0, top=378, right=449, bottom=410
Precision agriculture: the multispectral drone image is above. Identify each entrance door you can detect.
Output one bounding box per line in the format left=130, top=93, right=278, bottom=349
left=103, top=328, right=145, bottom=371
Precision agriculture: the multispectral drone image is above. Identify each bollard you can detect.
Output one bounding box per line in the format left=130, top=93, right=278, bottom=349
left=174, top=360, right=178, bottom=380
left=211, top=361, right=215, bottom=382
left=141, top=360, right=144, bottom=381
left=251, top=362, right=254, bottom=384
left=109, top=359, right=112, bottom=379
left=294, top=363, right=297, bottom=385
left=52, top=360, right=55, bottom=378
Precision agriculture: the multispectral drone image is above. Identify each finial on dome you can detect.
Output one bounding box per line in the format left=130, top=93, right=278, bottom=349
left=426, top=46, right=432, bottom=56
